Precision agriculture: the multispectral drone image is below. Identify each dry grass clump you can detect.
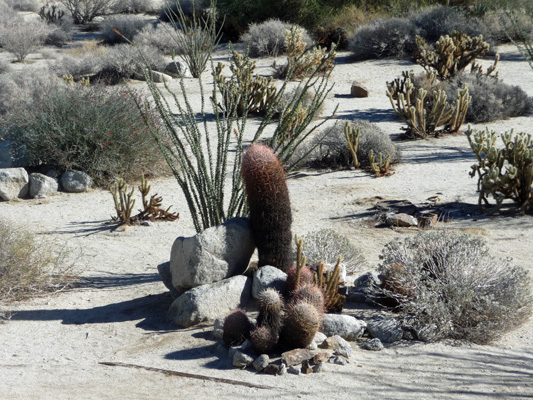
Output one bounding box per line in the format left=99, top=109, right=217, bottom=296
left=0, top=220, right=75, bottom=302
left=378, top=230, right=532, bottom=344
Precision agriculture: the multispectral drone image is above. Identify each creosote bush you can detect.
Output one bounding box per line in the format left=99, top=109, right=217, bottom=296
left=378, top=230, right=532, bottom=344
left=0, top=17, right=53, bottom=62
left=0, top=81, right=166, bottom=186
left=134, top=22, right=187, bottom=55
left=0, top=220, right=74, bottom=302
left=61, top=0, right=118, bottom=24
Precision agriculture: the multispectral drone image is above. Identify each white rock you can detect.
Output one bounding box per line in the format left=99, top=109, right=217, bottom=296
left=0, top=168, right=29, bottom=200
left=29, top=173, right=58, bottom=198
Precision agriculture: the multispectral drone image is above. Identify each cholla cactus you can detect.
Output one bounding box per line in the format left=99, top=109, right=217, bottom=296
left=466, top=126, right=533, bottom=214
left=415, top=31, right=496, bottom=80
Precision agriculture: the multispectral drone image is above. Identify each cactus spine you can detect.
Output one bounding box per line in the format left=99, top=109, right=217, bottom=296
left=241, top=143, right=293, bottom=270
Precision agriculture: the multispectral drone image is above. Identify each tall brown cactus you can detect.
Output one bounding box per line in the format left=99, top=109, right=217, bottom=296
left=241, top=143, right=293, bottom=270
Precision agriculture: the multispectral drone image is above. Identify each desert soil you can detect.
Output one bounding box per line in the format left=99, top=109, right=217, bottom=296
left=1, top=42, right=532, bottom=399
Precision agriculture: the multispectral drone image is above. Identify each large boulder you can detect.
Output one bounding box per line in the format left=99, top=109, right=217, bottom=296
left=0, top=168, right=29, bottom=200
left=169, top=217, right=255, bottom=292
left=29, top=173, right=59, bottom=198
left=168, top=275, right=252, bottom=328
left=60, top=170, right=92, bottom=193
left=252, top=265, right=287, bottom=298
left=321, top=314, right=366, bottom=341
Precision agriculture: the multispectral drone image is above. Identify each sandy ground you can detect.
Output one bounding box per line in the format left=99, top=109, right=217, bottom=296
left=1, top=41, right=533, bottom=399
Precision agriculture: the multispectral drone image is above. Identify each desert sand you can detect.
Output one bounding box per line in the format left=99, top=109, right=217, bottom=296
left=0, top=42, right=532, bottom=399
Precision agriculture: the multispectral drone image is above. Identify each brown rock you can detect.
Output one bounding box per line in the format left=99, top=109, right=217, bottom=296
left=310, top=351, right=332, bottom=365
left=350, top=81, right=369, bottom=98
left=281, top=348, right=315, bottom=367
left=301, top=360, right=314, bottom=374
left=263, top=364, right=280, bottom=375
left=417, top=213, right=438, bottom=229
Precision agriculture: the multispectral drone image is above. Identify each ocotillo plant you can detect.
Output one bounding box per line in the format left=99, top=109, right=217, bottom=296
left=242, top=143, right=292, bottom=270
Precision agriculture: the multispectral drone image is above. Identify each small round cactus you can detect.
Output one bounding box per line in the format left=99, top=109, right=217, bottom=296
left=280, top=301, right=320, bottom=350
left=285, top=265, right=314, bottom=294
left=257, top=288, right=284, bottom=333
left=289, top=284, right=325, bottom=314
left=222, top=309, right=253, bottom=346
left=250, top=325, right=278, bottom=354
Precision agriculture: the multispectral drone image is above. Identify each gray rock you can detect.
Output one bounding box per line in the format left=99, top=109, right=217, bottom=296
left=169, top=217, right=255, bottom=292
left=307, top=341, right=318, bottom=350
left=60, top=170, right=91, bottom=193
left=0, top=168, right=29, bottom=200
left=232, top=350, right=254, bottom=368
left=157, top=262, right=181, bottom=300
left=313, top=331, right=327, bottom=344
left=416, top=324, right=439, bottom=342
left=29, top=173, right=58, bottom=198
left=252, top=265, right=287, bottom=299
left=213, top=317, right=225, bottom=340
left=361, top=338, right=384, bottom=351
left=319, top=335, right=352, bottom=358
left=288, top=365, right=301, bottom=375
left=133, top=70, right=173, bottom=83
left=278, top=363, right=287, bottom=375
left=350, top=81, right=369, bottom=97
left=329, top=356, right=349, bottom=365
left=240, top=339, right=253, bottom=352
left=386, top=212, right=418, bottom=228
left=253, top=354, right=269, bottom=371
left=321, top=314, right=366, bottom=341
left=312, top=362, right=325, bottom=373
left=348, top=270, right=383, bottom=303
left=366, top=315, right=403, bottom=343
left=168, top=275, right=252, bottom=327
left=165, top=60, right=191, bottom=77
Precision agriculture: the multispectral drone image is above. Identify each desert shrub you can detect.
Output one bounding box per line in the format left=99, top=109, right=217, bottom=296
left=240, top=19, right=312, bottom=58
left=100, top=14, right=151, bottom=45
left=44, top=24, right=73, bottom=47
left=60, top=0, right=118, bottom=24
left=0, top=17, right=53, bottom=62
left=348, top=17, right=420, bottom=60
left=4, top=0, right=40, bottom=11
left=0, top=220, right=74, bottom=302
left=40, top=3, right=74, bottom=47
left=378, top=231, right=532, bottom=344
left=409, top=6, right=495, bottom=47
left=301, top=229, right=367, bottom=275
left=0, top=1, right=16, bottom=25
left=306, top=119, right=399, bottom=170
left=0, top=82, right=165, bottom=186
left=0, top=59, right=10, bottom=74
left=50, top=43, right=166, bottom=82
left=467, top=127, right=533, bottom=214
left=444, top=73, right=532, bottom=123
left=112, top=0, right=161, bottom=13
left=133, top=22, right=187, bottom=55
left=159, top=0, right=210, bottom=21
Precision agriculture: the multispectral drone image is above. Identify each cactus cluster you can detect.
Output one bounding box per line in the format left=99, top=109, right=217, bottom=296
left=110, top=175, right=179, bottom=225
left=241, top=143, right=293, bottom=270
left=415, top=31, right=497, bottom=80
left=466, top=126, right=533, bottom=214
left=214, top=50, right=277, bottom=116
left=386, top=70, right=471, bottom=139
left=39, top=3, right=65, bottom=24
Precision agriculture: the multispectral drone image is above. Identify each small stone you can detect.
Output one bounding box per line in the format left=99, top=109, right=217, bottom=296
left=417, top=213, right=438, bottom=229
left=240, top=339, right=253, bottom=352
left=301, top=360, right=313, bottom=374
left=329, top=356, right=349, bottom=365
left=264, top=363, right=280, bottom=375
left=416, top=324, right=439, bottom=342
left=232, top=350, right=254, bottom=368
left=386, top=213, right=418, bottom=227
left=361, top=338, right=384, bottom=351
left=320, top=335, right=352, bottom=358
left=278, top=363, right=287, bottom=375
left=350, top=81, right=369, bottom=97
left=253, top=354, right=270, bottom=371
left=307, top=341, right=318, bottom=351
left=140, top=220, right=154, bottom=227
left=310, top=351, right=331, bottom=365
left=312, top=362, right=324, bottom=373
left=288, top=365, right=301, bottom=375
left=313, top=332, right=327, bottom=344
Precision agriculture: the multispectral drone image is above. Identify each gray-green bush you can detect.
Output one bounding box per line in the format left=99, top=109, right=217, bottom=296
left=133, top=22, right=187, bottom=55
left=100, top=14, right=151, bottom=45
left=306, top=119, right=399, bottom=170
left=0, top=17, right=53, bottom=62
left=0, top=81, right=166, bottom=186
left=60, top=0, right=117, bottom=24
left=240, top=19, right=312, bottom=58
left=378, top=230, right=532, bottom=344
left=301, top=229, right=367, bottom=275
